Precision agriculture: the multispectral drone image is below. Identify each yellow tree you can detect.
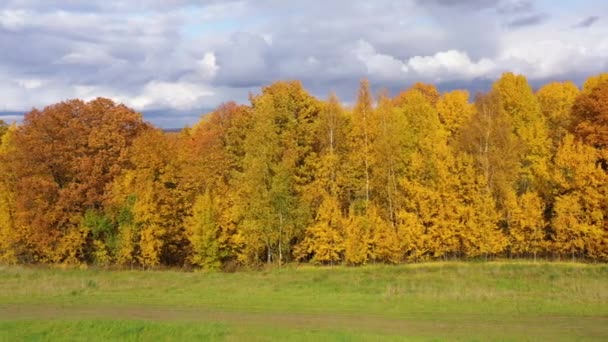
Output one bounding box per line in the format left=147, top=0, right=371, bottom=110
left=397, top=86, right=506, bottom=260
left=367, top=205, right=400, bottom=263
left=234, top=81, right=318, bottom=265
left=551, top=134, right=607, bottom=260
left=459, top=90, right=520, bottom=204
left=370, top=92, right=407, bottom=226
left=181, top=103, right=252, bottom=268
left=0, top=125, right=17, bottom=263
left=506, top=191, right=546, bottom=259
left=582, top=73, right=608, bottom=93
left=296, top=93, right=349, bottom=264
left=294, top=193, right=344, bottom=264
left=340, top=80, right=377, bottom=264
left=453, top=153, right=506, bottom=258
left=346, top=79, right=375, bottom=208
left=536, top=81, right=579, bottom=149
left=397, top=88, right=456, bottom=259
left=493, top=72, right=550, bottom=194
left=110, top=129, right=188, bottom=267
left=186, top=190, right=226, bottom=269
left=343, top=208, right=373, bottom=265
left=394, top=82, right=440, bottom=108
left=437, top=89, right=475, bottom=141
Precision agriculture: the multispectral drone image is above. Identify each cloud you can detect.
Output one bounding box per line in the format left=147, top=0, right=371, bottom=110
left=0, top=9, right=27, bottom=30
left=213, top=32, right=272, bottom=87
left=574, top=16, right=599, bottom=28
left=405, top=50, right=496, bottom=82
left=419, top=0, right=501, bottom=11
left=125, top=81, right=214, bottom=111
left=354, top=40, right=407, bottom=80
left=497, top=0, right=534, bottom=14
left=506, top=14, right=547, bottom=28
left=0, top=0, right=607, bottom=128
left=198, top=52, right=219, bottom=79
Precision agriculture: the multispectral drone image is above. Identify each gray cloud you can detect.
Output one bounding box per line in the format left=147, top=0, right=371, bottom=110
left=497, top=0, right=534, bottom=14
left=419, top=0, right=501, bottom=11
left=506, top=14, right=547, bottom=28
left=213, top=32, right=273, bottom=88
left=0, top=0, right=607, bottom=128
left=574, top=16, right=599, bottom=28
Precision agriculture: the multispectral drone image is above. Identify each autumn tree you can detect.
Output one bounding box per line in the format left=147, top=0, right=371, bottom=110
left=550, top=135, right=607, bottom=260
left=6, top=98, right=149, bottom=263
left=3, top=74, right=608, bottom=266
left=186, top=190, right=225, bottom=269
left=234, top=81, right=318, bottom=265
left=345, top=79, right=375, bottom=209
left=507, top=191, right=547, bottom=259
left=437, top=90, right=475, bottom=141
left=493, top=72, right=550, bottom=194
left=181, top=103, right=252, bottom=268
left=369, top=92, right=407, bottom=226
left=295, top=93, right=349, bottom=264
left=394, top=82, right=440, bottom=108
left=109, top=129, right=188, bottom=267
left=571, top=79, right=608, bottom=168
left=294, top=193, right=344, bottom=264
left=0, top=125, right=17, bottom=263
left=582, top=73, right=608, bottom=93
left=536, top=81, right=579, bottom=149
left=459, top=90, right=519, bottom=204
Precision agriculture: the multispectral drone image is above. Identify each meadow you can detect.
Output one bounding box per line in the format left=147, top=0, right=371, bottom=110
left=1, top=261, right=607, bottom=341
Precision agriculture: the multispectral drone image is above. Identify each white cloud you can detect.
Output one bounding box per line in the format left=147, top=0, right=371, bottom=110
left=125, top=81, right=215, bottom=111
left=405, top=50, right=496, bottom=81
left=354, top=39, right=407, bottom=80
left=352, top=41, right=496, bottom=83
left=58, top=46, right=126, bottom=65
left=197, top=52, right=218, bottom=80
left=16, top=78, right=46, bottom=89
left=0, top=9, right=26, bottom=30
left=498, top=27, right=608, bottom=79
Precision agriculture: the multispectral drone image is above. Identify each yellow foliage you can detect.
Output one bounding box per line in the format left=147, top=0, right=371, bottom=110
left=186, top=191, right=222, bottom=269
left=0, top=125, right=17, bottom=263
left=116, top=224, right=137, bottom=266
left=294, top=194, right=344, bottom=264
left=536, top=81, right=579, bottom=147
left=139, top=224, right=165, bottom=267
left=92, top=239, right=111, bottom=266
left=396, top=211, right=428, bottom=261
left=551, top=135, right=607, bottom=259
left=582, top=73, right=608, bottom=93
left=51, top=227, right=89, bottom=265
left=369, top=206, right=400, bottom=264
left=344, top=210, right=373, bottom=265
left=437, top=90, right=474, bottom=138
left=507, top=191, right=546, bottom=257
left=493, top=72, right=550, bottom=193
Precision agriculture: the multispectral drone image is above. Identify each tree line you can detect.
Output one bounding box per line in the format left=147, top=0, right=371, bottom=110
left=0, top=72, right=606, bottom=268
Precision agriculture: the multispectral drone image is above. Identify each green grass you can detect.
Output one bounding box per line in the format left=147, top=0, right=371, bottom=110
left=1, top=261, right=607, bottom=341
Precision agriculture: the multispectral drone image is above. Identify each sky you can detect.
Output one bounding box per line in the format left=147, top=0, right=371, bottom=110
left=1, top=0, right=607, bottom=128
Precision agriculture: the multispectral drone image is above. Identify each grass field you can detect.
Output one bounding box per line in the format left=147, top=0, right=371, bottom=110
left=0, top=261, right=607, bottom=341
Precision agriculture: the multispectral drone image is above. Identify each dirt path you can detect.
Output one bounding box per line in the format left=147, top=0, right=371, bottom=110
left=1, top=304, right=607, bottom=339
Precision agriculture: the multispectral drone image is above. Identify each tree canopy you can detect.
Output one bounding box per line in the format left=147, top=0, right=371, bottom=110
left=1, top=73, right=606, bottom=266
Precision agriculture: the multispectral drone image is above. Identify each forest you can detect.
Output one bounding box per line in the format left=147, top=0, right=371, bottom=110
left=0, top=72, right=606, bottom=268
